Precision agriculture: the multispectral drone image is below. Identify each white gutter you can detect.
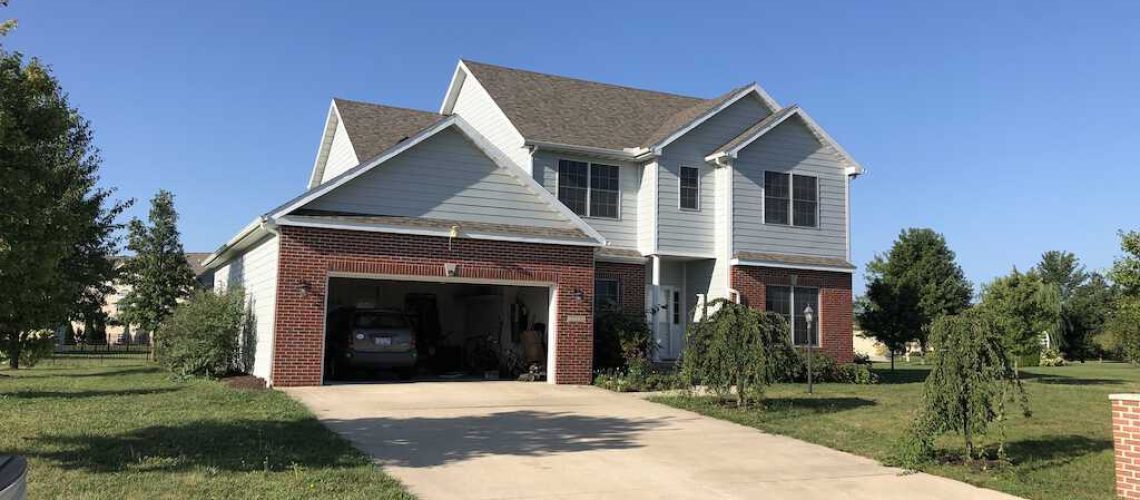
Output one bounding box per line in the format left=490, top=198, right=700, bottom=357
left=201, top=216, right=273, bottom=271
left=525, top=140, right=640, bottom=160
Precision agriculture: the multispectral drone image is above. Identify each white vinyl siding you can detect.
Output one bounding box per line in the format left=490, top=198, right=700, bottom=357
left=657, top=96, right=771, bottom=256
left=320, top=117, right=361, bottom=184
left=533, top=151, right=640, bottom=249
left=303, top=127, right=575, bottom=229
left=734, top=117, right=848, bottom=258
left=451, top=70, right=531, bottom=173
left=212, top=236, right=279, bottom=381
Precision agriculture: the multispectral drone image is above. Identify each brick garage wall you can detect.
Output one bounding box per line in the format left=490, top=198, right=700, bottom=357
left=594, top=261, right=646, bottom=315
left=731, top=265, right=853, bottom=363
left=273, top=225, right=595, bottom=386
left=1112, top=394, right=1140, bottom=498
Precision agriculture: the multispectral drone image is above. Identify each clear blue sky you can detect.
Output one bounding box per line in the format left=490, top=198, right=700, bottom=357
left=6, top=1, right=1138, bottom=293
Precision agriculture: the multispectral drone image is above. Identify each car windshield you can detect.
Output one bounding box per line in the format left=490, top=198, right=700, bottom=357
left=353, top=312, right=407, bottom=329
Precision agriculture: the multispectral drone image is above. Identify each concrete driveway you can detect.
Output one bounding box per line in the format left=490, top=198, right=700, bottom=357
left=284, top=382, right=1017, bottom=500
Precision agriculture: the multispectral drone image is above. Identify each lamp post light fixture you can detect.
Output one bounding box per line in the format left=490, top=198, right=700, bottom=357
left=804, top=304, right=814, bottom=394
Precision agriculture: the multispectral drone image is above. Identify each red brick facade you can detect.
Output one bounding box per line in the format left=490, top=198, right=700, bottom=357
left=272, top=225, right=595, bottom=386
left=731, top=265, right=854, bottom=363
left=1112, top=394, right=1140, bottom=498
left=594, top=261, right=646, bottom=315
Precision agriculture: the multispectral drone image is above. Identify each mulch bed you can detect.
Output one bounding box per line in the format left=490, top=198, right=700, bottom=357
left=221, top=374, right=268, bottom=390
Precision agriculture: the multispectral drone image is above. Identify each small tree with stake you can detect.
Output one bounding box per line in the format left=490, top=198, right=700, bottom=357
left=910, top=310, right=1030, bottom=462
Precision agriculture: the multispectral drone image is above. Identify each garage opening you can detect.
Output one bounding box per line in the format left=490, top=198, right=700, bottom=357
left=323, top=276, right=552, bottom=383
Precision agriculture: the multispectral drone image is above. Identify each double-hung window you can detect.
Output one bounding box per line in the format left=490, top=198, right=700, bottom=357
left=679, top=166, right=700, bottom=210
left=764, top=172, right=818, bottom=227
left=765, top=285, right=820, bottom=346
left=558, top=159, right=619, bottom=218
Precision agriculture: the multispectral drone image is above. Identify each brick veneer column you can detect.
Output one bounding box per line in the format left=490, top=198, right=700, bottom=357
left=730, top=265, right=854, bottom=363
left=272, top=225, right=595, bottom=386
left=1112, top=394, right=1140, bottom=498
left=594, top=261, right=646, bottom=315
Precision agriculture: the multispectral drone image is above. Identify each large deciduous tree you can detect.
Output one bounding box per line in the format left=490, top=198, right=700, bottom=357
left=117, top=190, right=197, bottom=355
left=978, top=269, right=1062, bottom=366
left=1104, top=231, right=1140, bottom=362
left=1029, top=251, right=1114, bottom=361
left=857, top=228, right=972, bottom=368
left=0, top=24, right=127, bottom=368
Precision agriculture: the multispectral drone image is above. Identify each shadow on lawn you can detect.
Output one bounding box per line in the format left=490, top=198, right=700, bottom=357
left=763, top=397, right=877, bottom=414
left=1003, top=434, right=1113, bottom=469
left=30, top=411, right=661, bottom=471
left=1031, top=375, right=1123, bottom=386
left=10, top=367, right=160, bottom=379
left=4, top=388, right=180, bottom=399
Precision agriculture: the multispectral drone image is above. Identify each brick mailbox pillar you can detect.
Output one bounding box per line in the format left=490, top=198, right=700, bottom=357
left=1112, top=394, right=1140, bottom=498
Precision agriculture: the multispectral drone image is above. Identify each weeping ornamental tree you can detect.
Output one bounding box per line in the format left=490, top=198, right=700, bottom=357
left=680, top=299, right=793, bottom=407
left=915, top=311, right=1030, bottom=461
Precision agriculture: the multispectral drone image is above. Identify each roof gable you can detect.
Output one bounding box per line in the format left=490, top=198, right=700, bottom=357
left=706, top=106, right=864, bottom=175
left=273, top=116, right=605, bottom=246
left=308, top=99, right=443, bottom=188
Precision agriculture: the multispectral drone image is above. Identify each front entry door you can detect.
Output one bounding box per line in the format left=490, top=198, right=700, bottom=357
left=659, top=286, right=684, bottom=360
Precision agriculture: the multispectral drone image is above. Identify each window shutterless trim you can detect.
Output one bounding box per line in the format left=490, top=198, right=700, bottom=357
left=678, top=165, right=700, bottom=211
left=555, top=158, right=620, bottom=220
left=763, top=171, right=819, bottom=228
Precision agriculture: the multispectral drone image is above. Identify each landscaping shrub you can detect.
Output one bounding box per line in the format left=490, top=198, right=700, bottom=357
left=593, top=311, right=653, bottom=369
left=594, top=359, right=682, bottom=393
left=902, top=310, right=1030, bottom=463
left=1039, top=347, right=1065, bottom=367
left=0, top=330, right=56, bottom=368
left=779, top=350, right=879, bottom=384
left=155, top=288, right=246, bottom=378
left=680, top=299, right=792, bottom=406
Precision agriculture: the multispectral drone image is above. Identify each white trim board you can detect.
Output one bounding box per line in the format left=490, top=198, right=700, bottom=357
left=276, top=216, right=600, bottom=248
left=731, top=258, right=855, bottom=274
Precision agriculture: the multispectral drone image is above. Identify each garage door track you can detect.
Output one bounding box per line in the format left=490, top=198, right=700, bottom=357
left=284, top=382, right=1017, bottom=499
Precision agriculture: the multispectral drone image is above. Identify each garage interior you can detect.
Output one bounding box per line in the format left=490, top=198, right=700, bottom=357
left=324, top=277, right=552, bottom=383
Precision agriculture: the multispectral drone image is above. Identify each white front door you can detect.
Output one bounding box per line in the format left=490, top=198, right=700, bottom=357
left=659, top=286, right=685, bottom=360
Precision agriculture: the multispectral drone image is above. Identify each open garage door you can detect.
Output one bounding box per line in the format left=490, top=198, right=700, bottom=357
left=323, top=276, right=552, bottom=383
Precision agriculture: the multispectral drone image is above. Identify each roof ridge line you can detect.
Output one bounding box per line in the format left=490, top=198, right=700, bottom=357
left=332, top=97, right=440, bottom=116
left=460, top=59, right=706, bottom=102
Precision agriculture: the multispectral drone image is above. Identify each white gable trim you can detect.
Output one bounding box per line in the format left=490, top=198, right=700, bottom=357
left=439, top=61, right=468, bottom=114
left=267, top=114, right=605, bottom=246
left=450, top=116, right=608, bottom=245
left=271, top=116, right=458, bottom=220
left=648, top=84, right=781, bottom=154
left=704, top=107, right=865, bottom=176
left=307, top=101, right=358, bottom=189
left=277, top=216, right=599, bottom=248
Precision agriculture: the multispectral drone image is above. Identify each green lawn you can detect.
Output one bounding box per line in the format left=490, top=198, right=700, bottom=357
left=652, top=361, right=1137, bottom=500
left=0, top=354, right=412, bottom=499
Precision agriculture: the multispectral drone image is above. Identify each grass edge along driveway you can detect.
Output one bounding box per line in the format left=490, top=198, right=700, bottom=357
left=651, top=362, right=1133, bottom=500
left=0, top=354, right=413, bottom=499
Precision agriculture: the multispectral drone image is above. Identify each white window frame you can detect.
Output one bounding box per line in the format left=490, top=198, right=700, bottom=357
left=763, top=171, right=819, bottom=228
left=555, top=159, right=620, bottom=220
left=678, top=165, right=701, bottom=211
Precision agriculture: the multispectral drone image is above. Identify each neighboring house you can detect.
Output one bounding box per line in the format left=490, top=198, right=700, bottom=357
left=61, top=253, right=214, bottom=346
left=202, top=60, right=863, bottom=387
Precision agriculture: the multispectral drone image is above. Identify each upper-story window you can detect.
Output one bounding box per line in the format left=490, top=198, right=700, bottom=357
left=558, top=159, right=619, bottom=218
left=764, top=172, right=817, bottom=228
left=679, top=166, right=700, bottom=210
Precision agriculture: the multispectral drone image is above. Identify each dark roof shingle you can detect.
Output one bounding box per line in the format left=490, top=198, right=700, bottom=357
left=734, top=251, right=855, bottom=270
left=333, top=98, right=444, bottom=161
left=462, top=60, right=736, bottom=150
left=288, top=211, right=590, bottom=241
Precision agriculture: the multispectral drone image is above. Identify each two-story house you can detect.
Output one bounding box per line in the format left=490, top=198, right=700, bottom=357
left=203, top=60, right=863, bottom=387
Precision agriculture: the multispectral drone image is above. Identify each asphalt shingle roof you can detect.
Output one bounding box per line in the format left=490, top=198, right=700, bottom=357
left=461, top=60, right=743, bottom=150
left=734, top=251, right=855, bottom=270
left=332, top=98, right=444, bottom=161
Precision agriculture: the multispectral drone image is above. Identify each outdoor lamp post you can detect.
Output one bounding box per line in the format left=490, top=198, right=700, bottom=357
left=804, top=304, right=814, bottom=394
